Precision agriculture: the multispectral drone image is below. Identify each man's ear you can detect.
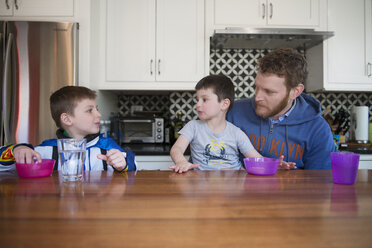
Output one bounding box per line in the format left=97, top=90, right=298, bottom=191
left=60, top=113, right=73, bottom=126
left=221, top=98, right=231, bottom=111
left=289, top=83, right=304, bottom=100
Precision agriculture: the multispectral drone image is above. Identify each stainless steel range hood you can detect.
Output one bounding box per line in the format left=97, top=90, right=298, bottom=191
left=211, top=28, right=334, bottom=50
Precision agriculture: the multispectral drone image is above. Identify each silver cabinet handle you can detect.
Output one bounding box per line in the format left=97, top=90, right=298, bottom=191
left=5, top=0, right=10, bottom=9
left=158, top=59, right=161, bottom=75
left=150, top=59, right=153, bottom=75
left=262, top=3, right=265, bottom=19
left=269, top=3, right=273, bottom=19
left=15, top=0, right=19, bottom=10
left=368, top=62, right=372, bottom=77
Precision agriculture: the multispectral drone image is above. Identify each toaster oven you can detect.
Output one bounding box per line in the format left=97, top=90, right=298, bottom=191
left=119, top=117, right=164, bottom=144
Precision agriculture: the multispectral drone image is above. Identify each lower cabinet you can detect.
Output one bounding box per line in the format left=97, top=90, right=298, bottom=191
left=135, top=154, right=372, bottom=170
left=135, top=155, right=189, bottom=170
left=359, top=155, right=372, bottom=170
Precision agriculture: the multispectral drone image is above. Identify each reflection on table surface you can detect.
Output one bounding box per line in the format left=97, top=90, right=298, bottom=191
left=1, top=169, right=372, bottom=248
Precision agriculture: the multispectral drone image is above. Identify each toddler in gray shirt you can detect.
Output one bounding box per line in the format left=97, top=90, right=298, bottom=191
left=170, top=75, right=294, bottom=173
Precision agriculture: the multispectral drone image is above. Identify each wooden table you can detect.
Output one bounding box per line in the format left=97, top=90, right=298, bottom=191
left=1, top=169, right=372, bottom=248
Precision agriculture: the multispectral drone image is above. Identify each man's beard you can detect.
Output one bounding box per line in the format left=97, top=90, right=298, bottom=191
left=255, top=93, right=290, bottom=119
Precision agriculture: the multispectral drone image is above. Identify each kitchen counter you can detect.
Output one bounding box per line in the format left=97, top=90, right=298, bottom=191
left=1, top=170, right=372, bottom=247
left=122, top=143, right=190, bottom=155
left=339, top=142, right=372, bottom=154
left=340, top=146, right=372, bottom=154
left=122, top=143, right=171, bottom=155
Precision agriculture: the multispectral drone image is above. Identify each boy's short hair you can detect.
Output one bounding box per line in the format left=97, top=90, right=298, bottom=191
left=258, top=48, right=308, bottom=92
left=195, top=75, right=235, bottom=110
left=50, top=86, right=97, bottom=128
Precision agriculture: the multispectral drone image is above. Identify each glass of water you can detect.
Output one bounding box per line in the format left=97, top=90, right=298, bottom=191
left=57, top=138, right=86, bottom=181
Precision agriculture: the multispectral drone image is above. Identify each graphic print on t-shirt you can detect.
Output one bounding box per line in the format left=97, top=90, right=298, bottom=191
left=203, top=139, right=229, bottom=166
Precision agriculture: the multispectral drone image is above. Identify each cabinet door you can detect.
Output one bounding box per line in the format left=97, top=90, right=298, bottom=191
left=13, top=0, right=74, bottom=16
left=212, top=0, right=319, bottom=27
left=135, top=156, right=173, bottom=170
left=106, top=0, right=156, bottom=82
left=267, top=0, right=319, bottom=26
left=326, top=0, right=372, bottom=90
left=214, top=0, right=266, bottom=26
left=0, top=0, right=13, bottom=16
left=156, top=0, right=205, bottom=82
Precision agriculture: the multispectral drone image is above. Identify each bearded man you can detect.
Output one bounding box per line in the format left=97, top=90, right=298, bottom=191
left=227, top=48, right=334, bottom=169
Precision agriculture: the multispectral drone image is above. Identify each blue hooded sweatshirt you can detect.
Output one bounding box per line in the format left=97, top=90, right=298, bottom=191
left=227, top=93, right=335, bottom=169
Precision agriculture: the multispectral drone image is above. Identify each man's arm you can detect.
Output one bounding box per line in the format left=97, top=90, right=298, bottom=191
left=303, top=120, right=335, bottom=169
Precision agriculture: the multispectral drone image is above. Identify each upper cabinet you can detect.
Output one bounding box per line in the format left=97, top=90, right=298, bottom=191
left=307, top=0, right=372, bottom=91
left=96, top=0, right=205, bottom=90
left=0, top=0, right=74, bottom=17
left=207, top=0, right=325, bottom=29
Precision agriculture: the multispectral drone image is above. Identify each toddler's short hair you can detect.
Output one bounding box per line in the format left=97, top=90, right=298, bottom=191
left=195, top=75, right=235, bottom=110
left=50, top=86, right=97, bottom=128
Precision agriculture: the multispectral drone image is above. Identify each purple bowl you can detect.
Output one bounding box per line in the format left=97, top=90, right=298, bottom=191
left=15, top=159, right=55, bottom=178
left=244, top=157, right=279, bottom=176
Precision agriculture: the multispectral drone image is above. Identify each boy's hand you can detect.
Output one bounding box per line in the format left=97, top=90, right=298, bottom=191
left=169, top=161, right=200, bottom=173
left=13, top=146, right=42, bottom=164
left=97, top=149, right=127, bottom=171
left=278, top=155, right=296, bottom=170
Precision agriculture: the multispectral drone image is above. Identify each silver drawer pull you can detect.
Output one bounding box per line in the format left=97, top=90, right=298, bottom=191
left=158, top=59, right=161, bottom=75
left=150, top=59, right=153, bottom=75
left=269, top=3, right=273, bottom=18
left=368, top=62, right=372, bottom=77
left=262, top=3, right=265, bottom=19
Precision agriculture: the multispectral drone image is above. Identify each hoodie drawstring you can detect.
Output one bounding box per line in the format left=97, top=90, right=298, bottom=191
left=260, top=119, right=263, bottom=151
left=285, top=125, right=289, bottom=162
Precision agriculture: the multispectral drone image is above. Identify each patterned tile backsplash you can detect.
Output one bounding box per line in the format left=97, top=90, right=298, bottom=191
left=118, top=49, right=372, bottom=123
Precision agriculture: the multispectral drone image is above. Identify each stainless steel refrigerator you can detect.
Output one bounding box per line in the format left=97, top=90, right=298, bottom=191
left=1, top=21, right=78, bottom=146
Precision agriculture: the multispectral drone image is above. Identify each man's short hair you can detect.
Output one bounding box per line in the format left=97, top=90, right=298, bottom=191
left=195, top=75, right=235, bottom=110
left=258, top=48, right=308, bottom=91
left=50, top=86, right=97, bottom=128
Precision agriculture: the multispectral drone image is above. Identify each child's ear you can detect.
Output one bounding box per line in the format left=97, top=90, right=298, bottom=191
left=221, top=98, right=230, bottom=111
left=60, top=113, right=73, bottom=126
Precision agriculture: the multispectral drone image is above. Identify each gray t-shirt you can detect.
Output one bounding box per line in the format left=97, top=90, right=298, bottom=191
left=179, top=120, right=254, bottom=170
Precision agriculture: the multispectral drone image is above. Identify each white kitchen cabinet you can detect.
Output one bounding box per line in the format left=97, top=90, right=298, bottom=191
left=135, top=154, right=372, bottom=171
left=307, top=0, right=372, bottom=92
left=136, top=155, right=190, bottom=170
left=0, top=0, right=74, bottom=17
left=136, top=156, right=173, bottom=170
left=0, top=0, right=12, bottom=15
left=98, top=0, right=205, bottom=90
left=359, top=155, right=372, bottom=170
left=207, top=0, right=323, bottom=29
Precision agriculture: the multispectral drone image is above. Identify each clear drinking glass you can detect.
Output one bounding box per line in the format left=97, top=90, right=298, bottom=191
left=57, top=138, right=86, bottom=181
